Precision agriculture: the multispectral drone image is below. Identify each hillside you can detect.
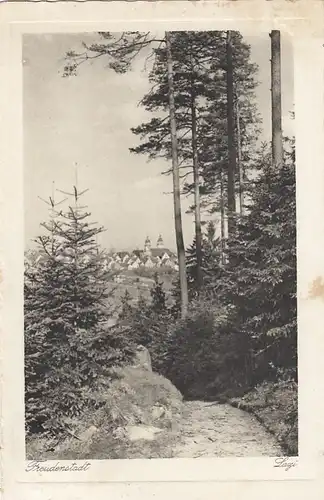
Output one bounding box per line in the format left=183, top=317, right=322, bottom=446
left=106, top=269, right=176, bottom=315
left=26, top=351, right=184, bottom=460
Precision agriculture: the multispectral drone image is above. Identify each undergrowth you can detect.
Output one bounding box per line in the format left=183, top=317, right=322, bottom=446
left=26, top=365, right=183, bottom=460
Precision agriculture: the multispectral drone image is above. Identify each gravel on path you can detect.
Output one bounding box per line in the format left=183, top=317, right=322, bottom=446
left=172, top=401, right=283, bottom=458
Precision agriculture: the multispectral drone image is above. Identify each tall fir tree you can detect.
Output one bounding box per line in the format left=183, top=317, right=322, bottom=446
left=216, top=139, right=296, bottom=383
left=165, top=31, right=189, bottom=317
left=130, top=31, right=261, bottom=275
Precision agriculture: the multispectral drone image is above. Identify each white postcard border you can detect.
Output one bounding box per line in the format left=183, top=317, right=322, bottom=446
left=1, top=0, right=324, bottom=490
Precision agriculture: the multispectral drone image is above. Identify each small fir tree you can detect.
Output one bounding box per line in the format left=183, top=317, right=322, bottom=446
left=25, top=187, right=134, bottom=437
left=119, top=289, right=134, bottom=322
left=150, top=272, right=167, bottom=314
left=186, top=221, right=222, bottom=298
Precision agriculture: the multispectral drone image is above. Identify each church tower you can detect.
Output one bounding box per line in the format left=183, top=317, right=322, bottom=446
left=156, top=234, right=164, bottom=248
left=144, top=236, right=152, bottom=255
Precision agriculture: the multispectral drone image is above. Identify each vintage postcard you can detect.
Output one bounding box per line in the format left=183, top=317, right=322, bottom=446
left=0, top=1, right=324, bottom=499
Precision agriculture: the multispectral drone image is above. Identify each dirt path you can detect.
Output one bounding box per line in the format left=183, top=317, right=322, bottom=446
left=40, top=400, right=283, bottom=460
left=171, top=401, right=283, bottom=457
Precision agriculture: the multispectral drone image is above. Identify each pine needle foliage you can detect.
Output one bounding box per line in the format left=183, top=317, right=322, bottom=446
left=25, top=187, right=135, bottom=437
left=186, top=221, right=223, bottom=298
left=217, top=140, right=297, bottom=382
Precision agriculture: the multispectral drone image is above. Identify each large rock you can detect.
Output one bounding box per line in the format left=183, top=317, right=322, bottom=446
left=126, top=425, right=162, bottom=442
left=132, top=345, right=152, bottom=371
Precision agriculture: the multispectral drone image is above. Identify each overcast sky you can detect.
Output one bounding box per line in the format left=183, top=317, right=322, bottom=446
left=23, top=32, right=294, bottom=252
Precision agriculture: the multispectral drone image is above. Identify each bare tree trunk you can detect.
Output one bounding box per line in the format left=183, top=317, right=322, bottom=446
left=226, top=30, right=237, bottom=241
left=270, top=30, right=284, bottom=169
left=220, top=167, right=226, bottom=265
left=190, top=80, right=203, bottom=290
left=165, top=31, right=188, bottom=318
left=236, top=99, right=244, bottom=215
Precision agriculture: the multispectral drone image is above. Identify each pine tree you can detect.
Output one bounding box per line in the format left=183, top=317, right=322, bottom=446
left=217, top=140, right=296, bottom=383
left=25, top=187, right=134, bottom=437
left=25, top=194, right=69, bottom=434
left=197, top=31, right=261, bottom=227
left=130, top=32, right=215, bottom=291
left=119, top=289, right=134, bottom=322
left=64, top=30, right=260, bottom=311
left=226, top=30, right=237, bottom=240
left=150, top=272, right=167, bottom=313
left=129, top=31, right=260, bottom=279
left=186, top=221, right=222, bottom=298
left=165, top=31, right=189, bottom=317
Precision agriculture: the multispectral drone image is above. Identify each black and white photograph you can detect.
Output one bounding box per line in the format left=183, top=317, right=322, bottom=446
left=23, top=29, right=297, bottom=462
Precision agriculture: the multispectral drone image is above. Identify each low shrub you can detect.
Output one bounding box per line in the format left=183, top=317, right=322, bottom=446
left=160, top=299, right=252, bottom=400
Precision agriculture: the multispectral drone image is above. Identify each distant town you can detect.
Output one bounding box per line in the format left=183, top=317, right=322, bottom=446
left=103, top=235, right=178, bottom=272
left=25, top=234, right=178, bottom=274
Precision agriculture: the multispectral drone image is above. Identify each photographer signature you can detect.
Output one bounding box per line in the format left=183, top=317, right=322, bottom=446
left=273, top=457, right=298, bottom=471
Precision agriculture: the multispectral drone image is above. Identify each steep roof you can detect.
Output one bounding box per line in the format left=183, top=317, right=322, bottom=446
left=142, top=254, right=160, bottom=263
left=151, top=248, right=176, bottom=258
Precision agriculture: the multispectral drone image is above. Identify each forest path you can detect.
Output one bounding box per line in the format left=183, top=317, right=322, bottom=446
left=171, top=401, right=283, bottom=457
